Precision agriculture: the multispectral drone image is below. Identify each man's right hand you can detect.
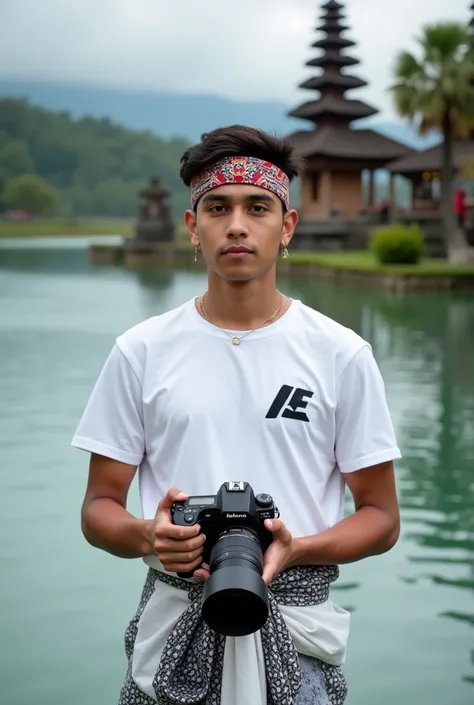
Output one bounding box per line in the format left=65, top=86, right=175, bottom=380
left=150, top=488, right=206, bottom=574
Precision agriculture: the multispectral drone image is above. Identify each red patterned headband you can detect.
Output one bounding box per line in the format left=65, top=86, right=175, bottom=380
left=190, top=156, right=290, bottom=209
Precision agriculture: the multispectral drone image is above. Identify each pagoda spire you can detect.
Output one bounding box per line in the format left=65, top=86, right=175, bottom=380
left=288, top=0, right=378, bottom=128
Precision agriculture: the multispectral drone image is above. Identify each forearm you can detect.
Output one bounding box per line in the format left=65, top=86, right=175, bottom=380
left=289, top=505, right=400, bottom=567
left=81, top=497, right=154, bottom=559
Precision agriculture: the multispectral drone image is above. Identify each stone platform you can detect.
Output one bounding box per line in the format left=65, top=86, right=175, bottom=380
left=293, top=215, right=448, bottom=258
left=89, top=241, right=194, bottom=268
left=88, top=242, right=474, bottom=292
left=294, top=213, right=474, bottom=259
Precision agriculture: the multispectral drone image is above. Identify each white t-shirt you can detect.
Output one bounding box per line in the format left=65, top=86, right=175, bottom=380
left=72, top=296, right=401, bottom=563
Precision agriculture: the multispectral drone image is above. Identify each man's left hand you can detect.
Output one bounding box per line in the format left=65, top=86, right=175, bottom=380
left=194, top=518, right=294, bottom=585
left=261, top=518, right=294, bottom=585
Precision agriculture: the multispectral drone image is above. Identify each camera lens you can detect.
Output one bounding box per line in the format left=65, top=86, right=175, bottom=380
left=201, top=527, right=269, bottom=637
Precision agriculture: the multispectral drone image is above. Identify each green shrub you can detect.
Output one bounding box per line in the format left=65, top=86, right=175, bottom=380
left=370, top=223, right=425, bottom=265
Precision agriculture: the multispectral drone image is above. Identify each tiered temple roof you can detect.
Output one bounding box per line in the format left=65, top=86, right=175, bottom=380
left=289, top=0, right=377, bottom=128
left=288, top=1, right=409, bottom=162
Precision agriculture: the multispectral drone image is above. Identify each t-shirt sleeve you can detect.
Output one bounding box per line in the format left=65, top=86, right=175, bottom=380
left=71, top=342, right=145, bottom=466
left=335, top=344, right=401, bottom=473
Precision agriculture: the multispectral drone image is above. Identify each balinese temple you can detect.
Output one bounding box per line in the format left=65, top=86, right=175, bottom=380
left=288, top=0, right=410, bottom=223
left=386, top=1, right=474, bottom=213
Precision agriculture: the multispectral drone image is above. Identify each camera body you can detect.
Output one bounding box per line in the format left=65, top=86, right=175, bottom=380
left=171, top=481, right=279, bottom=579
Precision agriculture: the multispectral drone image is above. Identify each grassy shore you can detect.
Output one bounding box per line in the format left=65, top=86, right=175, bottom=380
left=158, top=243, right=474, bottom=276
left=0, top=219, right=134, bottom=237
left=286, top=251, right=474, bottom=276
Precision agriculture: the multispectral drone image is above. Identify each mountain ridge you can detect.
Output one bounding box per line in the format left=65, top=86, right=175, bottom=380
left=0, top=79, right=441, bottom=152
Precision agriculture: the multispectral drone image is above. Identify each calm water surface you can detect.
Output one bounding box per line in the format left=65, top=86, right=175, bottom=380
left=0, top=238, right=473, bottom=705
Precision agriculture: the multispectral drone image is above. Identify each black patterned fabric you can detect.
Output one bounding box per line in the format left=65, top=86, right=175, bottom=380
left=118, top=565, right=347, bottom=705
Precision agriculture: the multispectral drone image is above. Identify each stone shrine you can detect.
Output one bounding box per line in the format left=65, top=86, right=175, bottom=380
left=89, top=176, right=177, bottom=267
left=127, top=176, right=175, bottom=249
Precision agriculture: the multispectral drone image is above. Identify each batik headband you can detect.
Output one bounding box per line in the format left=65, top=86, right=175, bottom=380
left=190, top=155, right=290, bottom=209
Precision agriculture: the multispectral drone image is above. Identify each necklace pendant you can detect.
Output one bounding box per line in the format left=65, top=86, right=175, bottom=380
left=232, top=337, right=241, bottom=345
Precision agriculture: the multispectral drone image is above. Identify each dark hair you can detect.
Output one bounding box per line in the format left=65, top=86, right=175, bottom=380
left=179, top=124, right=301, bottom=189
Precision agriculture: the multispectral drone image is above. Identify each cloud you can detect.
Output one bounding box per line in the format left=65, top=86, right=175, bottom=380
left=0, top=0, right=470, bottom=119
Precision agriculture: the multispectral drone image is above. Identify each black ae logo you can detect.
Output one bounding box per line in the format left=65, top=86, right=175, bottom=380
left=265, top=385, right=314, bottom=423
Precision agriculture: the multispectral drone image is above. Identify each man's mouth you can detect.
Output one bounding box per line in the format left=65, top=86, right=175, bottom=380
left=222, top=246, right=254, bottom=258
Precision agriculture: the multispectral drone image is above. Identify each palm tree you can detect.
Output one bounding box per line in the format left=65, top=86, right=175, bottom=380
left=390, top=23, right=474, bottom=263
left=459, top=154, right=474, bottom=181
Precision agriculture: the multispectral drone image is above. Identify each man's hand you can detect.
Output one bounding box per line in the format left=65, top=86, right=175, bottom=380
left=194, top=518, right=294, bottom=585
left=189, top=517, right=294, bottom=584
left=151, top=488, right=207, bottom=574
left=261, top=518, right=294, bottom=585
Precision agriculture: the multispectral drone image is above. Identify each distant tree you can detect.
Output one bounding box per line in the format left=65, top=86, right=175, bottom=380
left=0, top=140, right=34, bottom=178
left=0, top=140, right=35, bottom=208
left=0, top=97, right=191, bottom=219
left=390, top=22, right=474, bottom=263
left=3, top=174, right=59, bottom=215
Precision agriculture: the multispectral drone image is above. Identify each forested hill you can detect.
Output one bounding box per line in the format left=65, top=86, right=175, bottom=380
left=0, top=97, right=192, bottom=218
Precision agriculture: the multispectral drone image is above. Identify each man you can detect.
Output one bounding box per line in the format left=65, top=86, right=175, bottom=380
left=72, top=125, right=401, bottom=705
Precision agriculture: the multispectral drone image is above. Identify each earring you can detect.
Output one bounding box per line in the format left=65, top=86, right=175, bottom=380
left=194, top=245, right=200, bottom=262
left=281, top=245, right=289, bottom=259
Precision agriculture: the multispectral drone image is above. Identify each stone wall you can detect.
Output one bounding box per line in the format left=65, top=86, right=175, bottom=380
left=293, top=213, right=450, bottom=258
left=88, top=243, right=474, bottom=293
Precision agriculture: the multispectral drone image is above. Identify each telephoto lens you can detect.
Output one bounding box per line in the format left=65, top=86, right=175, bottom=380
left=201, top=527, right=269, bottom=637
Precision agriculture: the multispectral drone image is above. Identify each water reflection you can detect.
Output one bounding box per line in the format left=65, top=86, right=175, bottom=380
left=0, top=244, right=94, bottom=275
left=0, top=241, right=473, bottom=703
left=290, top=281, right=474, bottom=690
left=132, top=267, right=175, bottom=293
left=396, top=307, right=474, bottom=688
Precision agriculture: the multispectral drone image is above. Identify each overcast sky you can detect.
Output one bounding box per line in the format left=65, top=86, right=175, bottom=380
left=0, top=0, right=471, bottom=120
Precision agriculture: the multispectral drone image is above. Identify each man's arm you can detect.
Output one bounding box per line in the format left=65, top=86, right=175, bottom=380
left=289, top=343, right=401, bottom=567
left=81, top=453, right=208, bottom=573
left=72, top=343, right=154, bottom=558
left=288, top=460, right=400, bottom=567
left=81, top=453, right=154, bottom=559
left=260, top=345, right=402, bottom=583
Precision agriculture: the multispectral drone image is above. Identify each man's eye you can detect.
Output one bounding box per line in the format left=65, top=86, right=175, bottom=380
left=251, top=204, right=268, bottom=213
left=209, top=205, right=226, bottom=213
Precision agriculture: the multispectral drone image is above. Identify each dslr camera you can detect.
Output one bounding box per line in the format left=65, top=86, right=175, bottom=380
left=171, top=481, right=279, bottom=637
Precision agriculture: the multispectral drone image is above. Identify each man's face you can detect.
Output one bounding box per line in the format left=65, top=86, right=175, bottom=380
left=184, top=184, right=298, bottom=282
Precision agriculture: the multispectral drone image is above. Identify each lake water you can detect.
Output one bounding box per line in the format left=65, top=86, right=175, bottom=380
left=0, top=237, right=473, bottom=705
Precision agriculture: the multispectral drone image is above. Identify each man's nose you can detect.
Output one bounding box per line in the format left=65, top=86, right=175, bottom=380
left=225, top=208, right=249, bottom=238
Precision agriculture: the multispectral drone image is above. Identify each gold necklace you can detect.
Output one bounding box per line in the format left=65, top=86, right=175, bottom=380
left=199, top=293, right=285, bottom=345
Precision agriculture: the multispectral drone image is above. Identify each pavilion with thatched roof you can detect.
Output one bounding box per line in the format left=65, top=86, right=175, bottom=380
left=386, top=1, right=474, bottom=214
left=386, top=142, right=474, bottom=214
